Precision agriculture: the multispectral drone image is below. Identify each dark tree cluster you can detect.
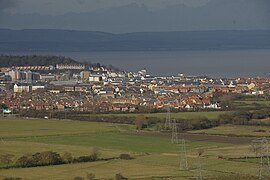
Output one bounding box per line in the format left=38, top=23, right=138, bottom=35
left=0, top=55, right=78, bottom=67
left=218, top=109, right=270, bottom=126
left=1, top=150, right=101, bottom=169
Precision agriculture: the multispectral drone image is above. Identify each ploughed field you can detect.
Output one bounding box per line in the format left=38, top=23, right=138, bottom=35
left=0, top=117, right=266, bottom=180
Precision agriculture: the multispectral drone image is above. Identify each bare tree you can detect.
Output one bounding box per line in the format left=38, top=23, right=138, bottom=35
left=134, top=115, right=146, bottom=130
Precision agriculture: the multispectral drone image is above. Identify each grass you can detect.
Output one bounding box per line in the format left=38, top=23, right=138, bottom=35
left=0, top=118, right=133, bottom=138
left=0, top=117, right=263, bottom=179
left=233, top=100, right=270, bottom=109
left=190, top=124, right=270, bottom=137
left=234, top=100, right=270, bottom=105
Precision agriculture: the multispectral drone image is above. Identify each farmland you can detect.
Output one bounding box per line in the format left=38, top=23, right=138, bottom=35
left=0, top=117, right=266, bottom=180
left=190, top=125, right=270, bottom=137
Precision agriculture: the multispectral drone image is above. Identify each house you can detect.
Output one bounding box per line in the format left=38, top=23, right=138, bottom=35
left=13, top=84, right=31, bottom=93
left=203, top=103, right=221, bottom=109
left=89, top=75, right=107, bottom=82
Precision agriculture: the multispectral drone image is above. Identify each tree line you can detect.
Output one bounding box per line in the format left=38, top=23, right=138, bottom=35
left=0, top=55, right=78, bottom=67
left=0, top=149, right=100, bottom=169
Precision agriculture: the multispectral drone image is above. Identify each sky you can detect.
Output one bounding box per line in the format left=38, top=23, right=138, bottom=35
left=0, top=0, right=211, bottom=15
left=0, top=0, right=269, bottom=33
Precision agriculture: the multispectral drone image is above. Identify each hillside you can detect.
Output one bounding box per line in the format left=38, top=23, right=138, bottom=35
left=0, top=55, right=79, bottom=68
left=0, top=29, right=270, bottom=52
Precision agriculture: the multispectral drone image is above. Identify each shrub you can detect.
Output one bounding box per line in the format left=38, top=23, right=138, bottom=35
left=197, top=149, right=205, bottom=157
left=73, top=177, right=84, bottom=180
left=119, top=154, right=132, bottom=160
left=74, top=148, right=100, bottom=163
left=16, top=155, right=34, bottom=168
left=86, top=173, right=95, bottom=180
left=254, top=129, right=266, bottom=132
left=0, top=154, right=15, bottom=167
left=16, top=151, right=63, bottom=168
left=62, top=152, right=73, bottom=163
left=2, top=178, right=22, bottom=180
left=115, top=173, right=128, bottom=180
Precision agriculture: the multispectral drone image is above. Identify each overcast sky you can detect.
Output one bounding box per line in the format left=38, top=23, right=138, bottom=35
left=0, top=0, right=211, bottom=14
left=0, top=0, right=269, bottom=33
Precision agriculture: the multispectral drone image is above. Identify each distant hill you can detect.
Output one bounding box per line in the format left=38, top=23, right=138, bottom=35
left=0, top=55, right=121, bottom=72
left=0, top=29, right=270, bottom=52
left=0, top=55, right=79, bottom=67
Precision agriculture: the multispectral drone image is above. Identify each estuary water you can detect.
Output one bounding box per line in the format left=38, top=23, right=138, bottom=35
left=5, top=49, right=270, bottom=78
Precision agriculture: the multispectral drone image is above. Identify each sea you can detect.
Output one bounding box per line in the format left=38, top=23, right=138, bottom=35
left=4, top=49, right=270, bottom=78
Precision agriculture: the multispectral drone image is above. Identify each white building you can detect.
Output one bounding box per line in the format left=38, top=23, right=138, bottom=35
left=89, top=75, right=107, bottom=82
left=56, top=64, right=85, bottom=70
left=13, top=84, right=31, bottom=93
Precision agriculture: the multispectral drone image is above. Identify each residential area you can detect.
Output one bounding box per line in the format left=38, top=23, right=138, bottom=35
left=1, top=60, right=270, bottom=114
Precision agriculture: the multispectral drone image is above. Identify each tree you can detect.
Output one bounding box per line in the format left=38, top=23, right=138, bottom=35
left=134, top=115, right=146, bottom=130
left=90, top=147, right=100, bottom=161
left=0, top=154, right=15, bottom=167
left=219, top=94, right=235, bottom=109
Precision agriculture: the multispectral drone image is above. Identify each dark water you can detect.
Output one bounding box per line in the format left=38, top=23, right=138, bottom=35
left=5, top=49, right=270, bottom=78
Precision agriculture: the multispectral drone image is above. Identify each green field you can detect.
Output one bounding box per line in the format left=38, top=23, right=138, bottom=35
left=90, top=111, right=227, bottom=120
left=0, top=117, right=264, bottom=180
left=233, top=100, right=270, bottom=109
left=190, top=124, right=270, bottom=137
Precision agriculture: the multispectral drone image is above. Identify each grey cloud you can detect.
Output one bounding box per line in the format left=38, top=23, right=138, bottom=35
left=0, top=0, right=269, bottom=33
left=0, top=0, right=19, bottom=10
left=75, top=0, right=86, bottom=5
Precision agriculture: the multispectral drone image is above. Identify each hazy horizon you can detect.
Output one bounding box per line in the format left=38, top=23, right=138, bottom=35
left=5, top=49, right=270, bottom=78
left=0, top=0, right=269, bottom=33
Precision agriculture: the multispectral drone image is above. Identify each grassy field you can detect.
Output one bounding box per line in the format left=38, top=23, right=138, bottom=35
left=0, top=117, right=264, bottom=180
left=190, top=124, right=270, bottom=137
left=89, top=111, right=227, bottom=120
left=233, top=100, right=270, bottom=109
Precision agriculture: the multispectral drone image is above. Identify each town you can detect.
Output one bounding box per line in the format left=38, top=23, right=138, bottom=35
left=1, top=55, right=270, bottom=115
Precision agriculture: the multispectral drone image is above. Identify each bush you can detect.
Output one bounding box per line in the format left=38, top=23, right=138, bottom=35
left=119, top=154, right=132, bottom=160
left=86, top=173, right=95, bottom=180
left=62, top=152, right=73, bottom=163
left=254, top=129, right=266, bottom=132
left=115, top=173, right=128, bottom=180
left=16, top=151, right=63, bottom=168
left=73, top=177, right=84, bottom=180
left=0, top=154, right=15, bottom=167
left=74, top=148, right=100, bottom=163
left=16, top=155, right=35, bottom=168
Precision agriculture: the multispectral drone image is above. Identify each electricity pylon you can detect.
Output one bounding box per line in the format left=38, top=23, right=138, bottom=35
left=165, top=106, right=172, bottom=130
left=171, top=119, right=178, bottom=144
left=252, top=137, right=270, bottom=180
left=195, top=163, right=203, bottom=180
left=179, top=139, right=188, bottom=170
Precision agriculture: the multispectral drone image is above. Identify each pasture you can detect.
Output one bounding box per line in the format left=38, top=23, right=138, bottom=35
left=0, top=117, right=265, bottom=180
left=190, top=125, right=270, bottom=137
